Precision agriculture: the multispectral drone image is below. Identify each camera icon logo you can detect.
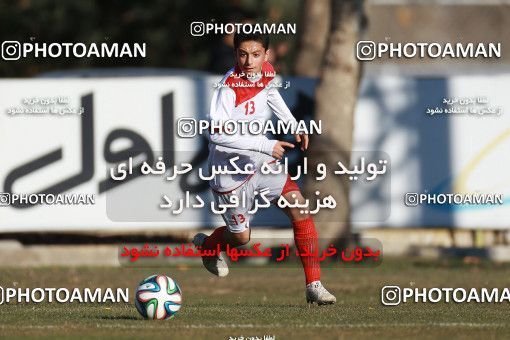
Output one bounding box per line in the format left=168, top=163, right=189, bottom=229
left=381, top=285, right=401, bottom=306
left=177, top=118, right=197, bottom=138
left=0, top=193, right=11, bottom=206
left=190, top=22, right=206, bottom=37
left=356, top=41, right=376, bottom=61
left=2, top=41, right=21, bottom=61
left=404, top=193, right=419, bottom=207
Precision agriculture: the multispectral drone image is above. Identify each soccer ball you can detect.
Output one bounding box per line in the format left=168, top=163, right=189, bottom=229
left=135, top=274, right=183, bottom=320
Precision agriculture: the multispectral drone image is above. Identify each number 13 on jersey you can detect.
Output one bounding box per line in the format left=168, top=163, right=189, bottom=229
left=244, top=100, right=255, bottom=115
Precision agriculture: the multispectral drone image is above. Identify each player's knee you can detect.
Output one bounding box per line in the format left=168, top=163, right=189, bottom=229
left=288, top=207, right=309, bottom=222
left=229, top=230, right=250, bottom=246
left=284, top=190, right=305, bottom=204
left=283, top=191, right=310, bottom=221
left=292, top=209, right=309, bottom=221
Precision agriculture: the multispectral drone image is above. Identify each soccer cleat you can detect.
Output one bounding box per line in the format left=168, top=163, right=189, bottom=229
left=192, top=233, right=229, bottom=277
left=306, top=281, right=336, bottom=305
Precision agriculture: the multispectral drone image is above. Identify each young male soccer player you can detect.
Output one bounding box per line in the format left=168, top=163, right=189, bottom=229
left=193, top=32, right=336, bottom=305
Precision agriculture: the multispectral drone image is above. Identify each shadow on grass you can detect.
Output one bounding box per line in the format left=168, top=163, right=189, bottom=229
left=97, top=315, right=140, bottom=320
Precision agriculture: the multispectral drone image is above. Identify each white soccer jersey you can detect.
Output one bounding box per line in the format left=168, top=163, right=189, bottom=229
left=208, top=61, right=297, bottom=192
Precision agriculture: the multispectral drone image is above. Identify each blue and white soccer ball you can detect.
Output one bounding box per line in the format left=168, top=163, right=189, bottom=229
left=135, top=274, right=183, bottom=320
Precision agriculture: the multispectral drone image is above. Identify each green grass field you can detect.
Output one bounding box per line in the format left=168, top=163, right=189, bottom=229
left=1, top=258, right=510, bottom=339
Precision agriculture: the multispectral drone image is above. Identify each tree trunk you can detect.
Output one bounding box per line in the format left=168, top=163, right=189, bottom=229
left=294, top=0, right=330, bottom=77
left=304, top=0, right=365, bottom=245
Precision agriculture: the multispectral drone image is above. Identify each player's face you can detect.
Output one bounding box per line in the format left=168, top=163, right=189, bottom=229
left=235, top=41, right=268, bottom=77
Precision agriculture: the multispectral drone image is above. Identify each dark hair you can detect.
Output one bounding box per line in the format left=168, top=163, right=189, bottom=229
left=233, top=31, right=269, bottom=50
